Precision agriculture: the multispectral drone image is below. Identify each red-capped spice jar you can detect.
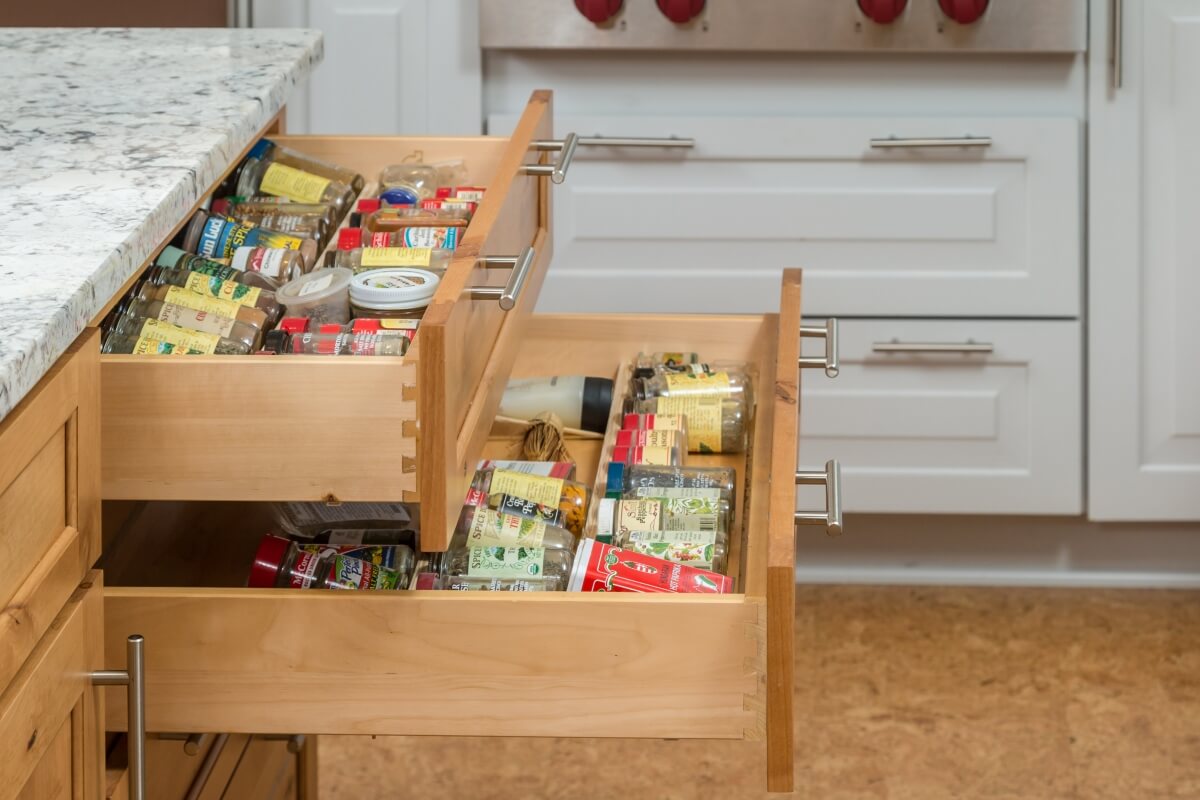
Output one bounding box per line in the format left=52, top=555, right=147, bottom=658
left=248, top=534, right=409, bottom=590
left=567, top=539, right=732, bottom=593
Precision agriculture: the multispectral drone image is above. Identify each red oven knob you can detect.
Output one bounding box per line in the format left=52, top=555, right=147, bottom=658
left=656, top=0, right=705, bottom=24
left=857, top=0, right=907, bottom=24
left=938, top=0, right=989, bottom=24
left=575, top=0, right=622, bottom=25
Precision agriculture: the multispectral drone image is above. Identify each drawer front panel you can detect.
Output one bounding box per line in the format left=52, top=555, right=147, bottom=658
left=0, top=330, right=99, bottom=692
left=488, top=113, right=1080, bottom=317
left=798, top=319, right=1082, bottom=514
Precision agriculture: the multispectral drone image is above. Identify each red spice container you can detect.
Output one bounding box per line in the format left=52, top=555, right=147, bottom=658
left=567, top=539, right=732, bottom=593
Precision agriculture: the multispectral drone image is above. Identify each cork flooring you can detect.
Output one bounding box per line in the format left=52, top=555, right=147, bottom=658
left=317, top=586, right=1200, bottom=799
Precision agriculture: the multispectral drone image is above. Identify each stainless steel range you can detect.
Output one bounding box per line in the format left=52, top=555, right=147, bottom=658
left=480, top=0, right=1085, bottom=53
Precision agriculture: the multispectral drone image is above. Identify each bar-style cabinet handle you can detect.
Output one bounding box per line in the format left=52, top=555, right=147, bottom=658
left=522, top=132, right=580, bottom=184
left=795, top=460, right=843, bottom=536
left=872, top=340, right=994, bottom=354
left=466, top=246, right=537, bottom=311
left=92, top=635, right=146, bottom=800
left=799, top=318, right=840, bottom=378
left=869, top=136, right=992, bottom=149
left=576, top=135, right=695, bottom=149
left=1110, top=0, right=1124, bottom=89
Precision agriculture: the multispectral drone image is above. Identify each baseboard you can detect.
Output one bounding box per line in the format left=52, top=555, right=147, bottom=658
left=794, top=514, right=1200, bottom=588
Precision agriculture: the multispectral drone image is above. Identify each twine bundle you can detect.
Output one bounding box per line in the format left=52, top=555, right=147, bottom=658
left=517, top=411, right=574, bottom=462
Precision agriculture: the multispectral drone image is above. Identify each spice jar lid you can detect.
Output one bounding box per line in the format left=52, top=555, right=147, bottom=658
left=380, top=187, right=420, bottom=206
left=567, top=538, right=597, bottom=590
left=338, top=228, right=363, bottom=250
left=276, top=267, right=354, bottom=306
left=246, top=138, right=273, bottom=160
left=357, top=198, right=381, bottom=213
left=349, top=268, right=440, bottom=310
left=248, top=534, right=290, bottom=588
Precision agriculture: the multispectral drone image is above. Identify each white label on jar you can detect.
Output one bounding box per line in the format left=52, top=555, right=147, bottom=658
left=232, top=246, right=287, bottom=279
left=596, top=498, right=616, bottom=542
left=465, top=547, right=547, bottom=578
left=297, top=273, right=334, bottom=297
left=366, top=273, right=424, bottom=289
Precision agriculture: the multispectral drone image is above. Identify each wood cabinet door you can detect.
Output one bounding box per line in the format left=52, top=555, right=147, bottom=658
left=1088, top=0, right=1200, bottom=519
left=2, top=578, right=105, bottom=800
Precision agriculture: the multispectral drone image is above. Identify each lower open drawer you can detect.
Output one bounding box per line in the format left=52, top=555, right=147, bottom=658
left=100, top=273, right=804, bottom=791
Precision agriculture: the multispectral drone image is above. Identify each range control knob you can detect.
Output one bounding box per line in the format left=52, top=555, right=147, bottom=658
left=575, top=0, right=622, bottom=25
left=857, top=0, right=908, bottom=24
left=656, top=0, right=705, bottom=24
left=938, top=0, right=989, bottom=24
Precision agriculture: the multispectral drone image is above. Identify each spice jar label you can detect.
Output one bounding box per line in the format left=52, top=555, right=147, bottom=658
left=163, top=286, right=244, bottom=319
left=360, top=247, right=434, bottom=268
left=326, top=555, right=402, bottom=590
left=297, top=273, right=335, bottom=297
left=617, top=499, right=663, bottom=536
left=664, top=369, right=732, bottom=395
left=183, top=273, right=262, bottom=307
left=232, top=246, right=288, bottom=278
left=623, top=529, right=719, bottom=569
left=156, top=304, right=236, bottom=337
left=259, top=162, right=332, bottom=204
left=136, top=318, right=220, bottom=354
left=489, top=470, right=564, bottom=508
left=654, top=396, right=724, bottom=454
left=130, top=336, right=195, bottom=356
left=401, top=227, right=459, bottom=249
left=467, top=508, right=547, bottom=548
left=568, top=540, right=731, bottom=594
left=634, top=486, right=723, bottom=501
left=466, top=546, right=547, bottom=578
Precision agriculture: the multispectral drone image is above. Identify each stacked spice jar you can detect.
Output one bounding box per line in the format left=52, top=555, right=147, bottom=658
left=100, top=140, right=487, bottom=358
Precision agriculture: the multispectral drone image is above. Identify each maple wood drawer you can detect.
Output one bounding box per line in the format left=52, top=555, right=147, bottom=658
left=101, top=272, right=806, bottom=793
left=0, top=330, right=100, bottom=695
left=100, top=91, right=557, bottom=549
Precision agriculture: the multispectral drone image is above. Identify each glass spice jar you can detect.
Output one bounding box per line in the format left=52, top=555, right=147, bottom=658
left=629, top=361, right=752, bottom=455
left=264, top=330, right=409, bottom=357
left=439, top=545, right=573, bottom=591
left=181, top=210, right=318, bottom=269
left=233, top=139, right=362, bottom=215
left=248, top=534, right=409, bottom=590
left=333, top=228, right=453, bottom=273
left=213, top=197, right=334, bottom=244
left=107, top=314, right=249, bottom=355
left=348, top=268, right=440, bottom=320
left=134, top=282, right=269, bottom=333
left=115, top=296, right=259, bottom=350
left=466, top=467, right=591, bottom=536
left=145, top=265, right=282, bottom=322
left=452, top=505, right=577, bottom=552
left=156, top=245, right=282, bottom=292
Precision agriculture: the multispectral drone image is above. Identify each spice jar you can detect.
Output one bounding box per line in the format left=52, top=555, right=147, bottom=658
left=485, top=493, right=568, bottom=528
left=632, top=351, right=701, bottom=378
left=377, top=163, right=439, bottom=205
left=264, top=330, right=409, bottom=357
left=595, top=497, right=728, bottom=572
left=116, top=296, right=259, bottom=350
left=214, top=197, right=334, bottom=244
left=363, top=206, right=470, bottom=233
left=229, top=246, right=305, bottom=286
left=145, top=265, right=282, bottom=322
left=181, top=210, right=318, bottom=269
left=567, top=539, right=732, bottom=593
left=101, top=333, right=200, bottom=355
left=440, top=546, right=573, bottom=591
left=248, top=534, right=409, bottom=590
left=155, top=245, right=276, bottom=292
left=333, top=228, right=453, bottom=273
left=420, top=198, right=478, bottom=220
left=233, top=139, right=362, bottom=215
left=349, top=268, right=440, bottom=320
left=274, top=267, right=354, bottom=325
left=453, top=505, right=577, bottom=552
left=108, top=314, right=250, bottom=355
left=466, top=467, right=591, bottom=536
left=134, top=282, right=268, bottom=333
left=622, top=465, right=737, bottom=518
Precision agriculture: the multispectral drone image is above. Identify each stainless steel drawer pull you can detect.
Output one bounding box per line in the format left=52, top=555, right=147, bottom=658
left=869, top=136, right=993, bottom=149
left=523, top=132, right=580, bottom=184
left=92, top=635, right=146, bottom=800
left=1110, top=0, right=1124, bottom=89
left=872, top=340, right=994, bottom=354
left=158, top=732, right=210, bottom=755
left=576, top=135, right=695, bottom=149
left=799, top=318, right=840, bottom=378
left=795, top=460, right=843, bottom=536
left=467, top=246, right=537, bottom=311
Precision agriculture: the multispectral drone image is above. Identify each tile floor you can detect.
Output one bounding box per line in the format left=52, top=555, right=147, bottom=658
left=317, top=586, right=1200, bottom=799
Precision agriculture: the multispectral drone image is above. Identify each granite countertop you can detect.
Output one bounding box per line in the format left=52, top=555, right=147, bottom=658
left=0, top=27, right=323, bottom=421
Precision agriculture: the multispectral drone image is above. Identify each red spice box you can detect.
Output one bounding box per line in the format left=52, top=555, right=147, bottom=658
left=568, top=539, right=732, bottom=594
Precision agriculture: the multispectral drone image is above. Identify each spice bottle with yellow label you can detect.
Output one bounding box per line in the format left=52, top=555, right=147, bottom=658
left=108, top=312, right=251, bottom=355
left=466, top=467, right=591, bottom=537
left=452, top=505, right=577, bottom=552
left=134, top=282, right=268, bottom=333
left=145, top=265, right=282, bottom=322
left=332, top=228, right=453, bottom=273
left=233, top=139, right=362, bottom=215
left=630, top=363, right=752, bottom=454
left=115, top=296, right=260, bottom=349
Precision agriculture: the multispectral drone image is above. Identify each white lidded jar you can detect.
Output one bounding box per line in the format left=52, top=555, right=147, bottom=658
left=349, top=267, right=441, bottom=320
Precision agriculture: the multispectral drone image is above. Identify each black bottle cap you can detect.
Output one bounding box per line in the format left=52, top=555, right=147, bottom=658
left=261, top=330, right=288, bottom=354
left=581, top=377, right=615, bottom=434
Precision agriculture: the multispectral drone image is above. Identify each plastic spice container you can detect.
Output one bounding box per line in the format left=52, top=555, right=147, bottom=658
left=108, top=314, right=249, bottom=355
left=248, top=534, right=410, bottom=590
left=116, top=297, right=259, bottom=350
left=134, top=282, right=268, bottom=333
left=348, top=268, right=440, bottom=320
left=363, top=206, right=470, bottom=233
left=145, top=265, right=282, bottom=321
left=275, top=267, right=353, bottom=325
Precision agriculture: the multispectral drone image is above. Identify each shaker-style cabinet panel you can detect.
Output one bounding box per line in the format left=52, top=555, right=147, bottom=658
left=1088, top=0, right=1200, bottom=520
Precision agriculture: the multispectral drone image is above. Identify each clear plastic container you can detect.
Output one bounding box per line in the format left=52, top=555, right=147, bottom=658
left=274, top=267, right=354, bottom=325
left=181, top=210, right=318, bottom=269
left=155, top=245, right=278, bottom=292
left=145, top=265, right=282, bottom=321
left=452, top=505, right=577, bottom=552
left=134, top=282, right=268, bottom=332
left=115, top=296, right=259, bottom=350
left=234, top=139, right=362, bottom=215
left=439, top=546, right=572, bottom=591
left=108, top=313, right=250, bottom=355
left=348, top=268, right=440, bottom=320
left=467, top=467, right=591, bottom=536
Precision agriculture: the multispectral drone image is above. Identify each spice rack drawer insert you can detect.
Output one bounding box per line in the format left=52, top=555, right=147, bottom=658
left=99, top=92, right=556, bottom=546
left=101, top=277, right=802, bottom=793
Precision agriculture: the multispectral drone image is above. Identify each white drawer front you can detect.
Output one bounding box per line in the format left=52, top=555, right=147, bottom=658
left=797, top=320, right=1082, bottom=514
left=488, top=114, right=1081, bottom=317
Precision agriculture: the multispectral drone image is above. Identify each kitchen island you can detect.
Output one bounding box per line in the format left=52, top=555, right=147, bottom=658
left=0, top=27, right=322, bottom=420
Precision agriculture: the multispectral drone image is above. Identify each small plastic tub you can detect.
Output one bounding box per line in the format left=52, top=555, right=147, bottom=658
left=349, top=268, right=440, bottom=320
left=275, top=267, right=354, bottom=325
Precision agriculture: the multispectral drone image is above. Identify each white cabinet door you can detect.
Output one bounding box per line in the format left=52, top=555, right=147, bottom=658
left=1088, top=0, right=1200, bottom=520
left=487, top=113, right=1081, bottom=316
left=253, top=0, right=481, bottom=135
left=798, top=319, right=1083, bottom=515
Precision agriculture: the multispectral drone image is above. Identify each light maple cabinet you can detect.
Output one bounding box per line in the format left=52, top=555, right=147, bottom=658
left=1088, top=0, right=1200, bottom=520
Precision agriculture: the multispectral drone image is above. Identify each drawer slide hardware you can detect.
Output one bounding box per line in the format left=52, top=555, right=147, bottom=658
left=466, top=246, right=537, bottom=311
left=183, top=733, right=229, bottom=800
left=869, top=136, right=993, bottom=149
left=91, top=634, right=146, bottom=800
left=795, top=460, right=843, bottom=536
left=799, top=318, right=840, bottom=378
left=522, top=132, right=580, bottom=183
left=260, top=733, right=307, bottom=754
left=575, top=135, right=695, bottom=148
left=872, top=339, right=994, bottom=354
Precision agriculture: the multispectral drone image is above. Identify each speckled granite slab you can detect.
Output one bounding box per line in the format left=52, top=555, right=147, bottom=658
left=0, top=27, right=322, bottom=421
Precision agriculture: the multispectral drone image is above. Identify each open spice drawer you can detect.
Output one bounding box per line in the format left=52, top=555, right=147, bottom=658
left=99, top=272, right=804, bottom=792
left=100, top=90, right=558, bottom=549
